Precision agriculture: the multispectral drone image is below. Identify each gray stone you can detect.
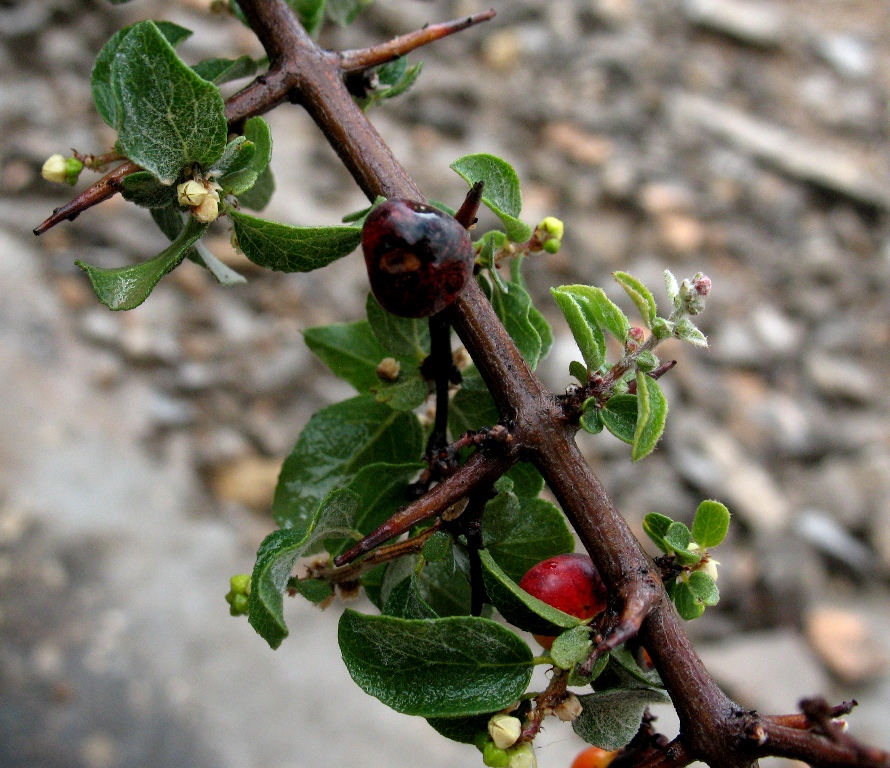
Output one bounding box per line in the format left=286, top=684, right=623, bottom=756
left=682, top=0, right=786, bottom=48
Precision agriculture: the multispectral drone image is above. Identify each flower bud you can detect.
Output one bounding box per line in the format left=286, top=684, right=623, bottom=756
left=376, top=357, right=401, bottom=382
left=538, top=216, right=564, bottom=241
left=542, top=238, right=561, bottom=254
left=488, top=714, right=522, bottom=749
left=700, top=556, right=719, bottom=582
left=42, top=154, right=83, bottom=185
left=178, top=179, right=209, bottom=207
left=228, top=592, right=249, bottom=616
left=506, top=742, right=537, bottom=768
left=230, top=573, right=251, bottom=596
left=554, top=692, right=582, bottom=722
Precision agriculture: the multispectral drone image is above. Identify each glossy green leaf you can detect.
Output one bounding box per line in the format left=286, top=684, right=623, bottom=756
left=550, top=286, right=607, bottom=371
left=480, top=550, right=580, bottom=636
left=528, top=305, right=553, bottom=364
left=672, top=580, right=706, bottom=620
left=249, top=488, right=360, bottom=648
left=383, top=574, right=438, bottom=620
left=243, top=116, right=273, bottom=174
left=237, top=164, right=275, bottom=211
left=339, top=610, right=533, bottom=717
left=322, top=462, right=422, bottom=557
left=416, top=555, right=473, bottom=618
left=191, top=55, right=256, bottom=85
left=482, top=493, right=574, bottom=583
left=231, top=211, right=360, bottom=272
left=372, top=373, right=429, bottom=411
left=504, top=463, right=545, bottom=499
left=422, top=531, right=451, bottom=563
left=76, top=217, right=208, bottom=310
left=449, top=366, right=499, bottom=435
left=642, top=513, right=673, bottom=554
left=551, top=626, right=593, bottom=670
left=304, top=321, right=392, bottom=392
left=272, top=395, right=423, bottom=531
left=568, top=652, right=610, bottom=687
left=631, top=373, right=667, bottom=461
left=120, top=171, right=178, bottom=208
left=608, top=648, right=663, bottom=688
left=427, top=714, right=494, bottom=744
left=580, top=405, right=604, bottom=435
left=92, top=21, right=192, bottom=128
left=212, top=135, right=255, bottom=178
left=599, top=394, right=638, bottom=444
left=664, top=522, right=701, bottom=566
left=687, top=571, right=719, bottom=606
left=573, top=688, right=669, bottom=750
left=451, top=154, right=533, bottom=242
left=485, top=277, right=542, bottom=369
left=111, top=21, right=227, bottom=184
left=366, top=293, right=430, bottom=359
left=613, top=271, right=657, bottom=329
left=692, top=500, right=730, bottom=548
left=361, top=58, right=423, bottom=110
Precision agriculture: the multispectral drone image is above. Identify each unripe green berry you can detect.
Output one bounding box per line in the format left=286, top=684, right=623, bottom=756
left=542, top=238, right=561, bottom=254
left=483, top=742, right=510, bottom=768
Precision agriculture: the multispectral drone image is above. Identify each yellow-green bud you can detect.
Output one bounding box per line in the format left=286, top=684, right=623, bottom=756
left=228, top=593, right=249, bottom=616
left=506, top=742, right=537, bottom=768
left=230, top=574, right=251, bottom=595
left=542, top=238, right=561, bottom=254
left=488, top=714, right=522, bottom=749
left=178, top=180, right=210, bottom=207
left=539, top=216, right=564, bottom=241
left=42, top=154, right=83, bottom=186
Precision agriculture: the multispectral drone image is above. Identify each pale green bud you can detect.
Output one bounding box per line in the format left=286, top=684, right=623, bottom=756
left=539, top=216, right=564, bottom=241
left=42, top=154, right=83, bottom=185
left=488, top=714, right=522, bottom=749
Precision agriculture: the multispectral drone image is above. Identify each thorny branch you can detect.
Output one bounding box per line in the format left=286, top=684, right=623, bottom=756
left=38, top=2, right=890, bottom=766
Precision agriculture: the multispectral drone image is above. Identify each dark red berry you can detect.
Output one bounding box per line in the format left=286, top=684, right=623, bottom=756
left=518, top=553, right=607, bottom=649
left=361, top=199, right=474, bottom=318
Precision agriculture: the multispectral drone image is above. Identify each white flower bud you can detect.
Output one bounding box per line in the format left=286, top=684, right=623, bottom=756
left=553, top=693, right=583, bottom=722
left=376, top=357, right=401, bottom=381
left=178, top=180, right=210, bottom=207
left=701, top=556, right=719, bottom=582
left=488, top=714, right=522, bottom=750
left=42, top=154, right=69, bottom=184
left=506, top=742, right=537, bottom=768
left=192, top=193, right=219, bottom=223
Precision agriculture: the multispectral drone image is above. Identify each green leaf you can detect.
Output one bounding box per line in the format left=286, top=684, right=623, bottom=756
left=580, top=405, right=603, bottom=435
left=249, top=488, right=360, bottom=648
left=569, top=652, right=610, bottom=687
left=211, top=135, right=255, bottom=178
left=599, top=394, right=638, bottom=444
left=672, top=580, right=706, bottom=620
left=191, top=55, right=256, bottom=85
left=642, top=513, right=673, bottom=553
left=664, top=522, right=701, bottom=566
left=480, top=550, right=580, bottom=636
left=422, top=531, right=451, bottom=563
left=326, top=0, right=372, bottom=25
left=550, top=286, right=606, bottom=372
left=551, top=626, right=593, bottom=670
left=366, top=293, right=430, bottom=359
left=674, top=316, right=708, bottom=348
left=361, top=59, right=423, bottom=110
left=272, top=395, right=423, bottom=531
left=608, top=648, right=663, bottom=689
left=243, top=116, right=273, bottom=174
left=230, top=211, right=360, bottom=272
left=528, top=305, right=553, bottom=365
left=76, top=217, right=208, bottom=310
left=295, top=578, right=334, bottom=603
left=324, top=462, right=422, bottom=557
left=613, top=272, right=657, bottom=329
left=339, top=610, right=533, bottom=717
left=485, top=277, right=542, bottom=369
left=687, top=571, right=719, bottom=606
left=482, top=494, right=574, bottom=583
left=416, top=555, right=473, bottom=617
left=372, top=373, right=429, bottom=411
left=193, top=241, right=247, bottom=286
left=449, top=366, right=499, bottom=435
left=583, top=286, right=631, bottom=343
left=383, top=574, right=438, bottom=620
left=119, top=170, right=177, bottom=208
left=427, top=714, right=494, bottom=744
left=304, top=321, right=391, bottom=392
left=573, top=688, right=669, bottom=750
left=288, top=0, right=326, bottom=36
left=631, top=373, right=668, bottom=461
left=450, top=154, right=533, bottom=242
left=570, top=360, right=589, bottom=384
left=504, top=463, right=545, bottom=499
left=111, top=21, right=228, bottom=184
left=237, top=165, right=275, bottom=211
left=692, top=500, right=730, bottom=548
left=664, top=270, right=680, bottom=304
left=92, top=22, right=193, bottom=128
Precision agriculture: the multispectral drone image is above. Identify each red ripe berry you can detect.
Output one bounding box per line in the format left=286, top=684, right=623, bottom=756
left=361, top=199, right=475, bottom=318
left=570, top=745, right=617, bottom=768
left=518, top=553, right=607, bottom=650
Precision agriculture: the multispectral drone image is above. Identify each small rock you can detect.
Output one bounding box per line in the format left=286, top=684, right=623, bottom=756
left=804, top=351, right=877, bottom=403
left=805, top=606, right=888, bottom=683
left=543, top=123, right=614, bottom=166
left=209, top=455, right=282, bottom=512
left=682, top=0, right=785, bottom=48
left=794, top=509, right=876, bottom=574
left=657, top=213, right=706, bottom=255
left=639, top=182, right=696, bottom=216
left=482, top=28, right=523, bottom=72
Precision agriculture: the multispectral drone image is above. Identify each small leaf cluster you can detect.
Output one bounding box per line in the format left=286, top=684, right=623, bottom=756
left=643, top=501, right=730, bottom=620
left=552, top=269, right=710, bottom=460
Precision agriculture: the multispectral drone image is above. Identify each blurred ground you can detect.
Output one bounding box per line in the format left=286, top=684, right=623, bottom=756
left=1, top=0, right=890, bottom=766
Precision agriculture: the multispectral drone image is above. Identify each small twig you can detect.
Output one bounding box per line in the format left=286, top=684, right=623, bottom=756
left=615, top=736, right=691, bottom=768
left=520, top=668, right=569, bottom=741
left=454, top=180, right=485, bottom=229
left=72, top=149, right=126, bottom=170
left=626, top=361, right=677, bottom=395
left=764, top=700, right=857, bottom=730
left=336, top=10, right=496, bottom=73
left=426, top=312, right=453, bottom=456
left=457, top=485, right=495, bottom=617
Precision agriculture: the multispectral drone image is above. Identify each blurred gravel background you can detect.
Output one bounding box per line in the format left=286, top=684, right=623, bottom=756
left=1, top=0, right=890, bottom=766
